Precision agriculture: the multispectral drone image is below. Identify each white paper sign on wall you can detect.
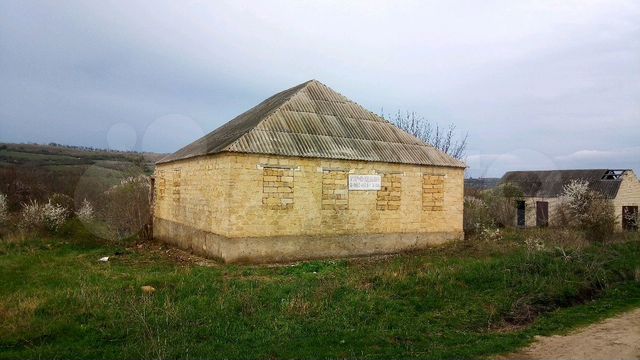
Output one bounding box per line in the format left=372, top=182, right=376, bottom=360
left=348, top=174, right=382, bottom=191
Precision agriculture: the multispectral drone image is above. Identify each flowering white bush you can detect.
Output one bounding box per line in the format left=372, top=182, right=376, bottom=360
left=558, top=180, right=591, bottom=224
left=113, top=175, right=151, bottom=190
left=49, top=193, right=74, bottom=219
left=42, top=200, right=66, bottom=231
left=75, top=198, right=94, bottom=222
left=19, top=199, right=67, bottom=232
left=20, top=200, right=44, bottom=231
left=557, top=179, right=615, bottom=241
left=0, top=192, right=7, bottom=224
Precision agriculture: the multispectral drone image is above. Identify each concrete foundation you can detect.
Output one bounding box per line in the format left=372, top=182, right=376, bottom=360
left=154, top=217, right=462, bottom=264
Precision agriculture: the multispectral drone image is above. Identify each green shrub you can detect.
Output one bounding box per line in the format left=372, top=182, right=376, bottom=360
left=464, top=183, right=523, bottom=236
left=483, top=183, right=523, bottom=228
left=98, top=175, right=151, bottom=241
left=582, top=196, right=616, bottom=242
left=463, top=196, right=494, bottom=235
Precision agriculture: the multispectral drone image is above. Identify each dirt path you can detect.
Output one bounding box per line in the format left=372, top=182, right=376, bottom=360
left=503, top=308, right=640, bottom=360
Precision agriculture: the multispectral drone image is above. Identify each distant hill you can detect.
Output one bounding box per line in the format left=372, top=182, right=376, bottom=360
left=0, top=142, right=165, bottom=169
left=0, top=142, right=166, bottom=208
left=464, top=177, right=500, bottom=191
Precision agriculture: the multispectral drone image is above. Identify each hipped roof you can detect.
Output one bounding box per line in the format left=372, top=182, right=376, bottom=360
left=158, top=80, right=466, bottom=168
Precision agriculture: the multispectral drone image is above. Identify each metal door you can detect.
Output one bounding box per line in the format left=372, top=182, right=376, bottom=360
left=516, top=200, right=525, bottom=227
left=536, top=201, right=548, bottom=227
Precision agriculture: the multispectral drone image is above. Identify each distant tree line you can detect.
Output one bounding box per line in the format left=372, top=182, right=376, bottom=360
left=46, top=142, right=146, bottom=155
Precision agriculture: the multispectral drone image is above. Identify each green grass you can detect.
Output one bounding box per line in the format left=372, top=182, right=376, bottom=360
left=0, top=143, right=161, bottom=175
left=1, top=226, right=639, bottom=359
left=0, top=149, right=89, bottom=166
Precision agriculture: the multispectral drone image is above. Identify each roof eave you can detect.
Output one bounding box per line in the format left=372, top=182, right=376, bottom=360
left=156, top=150, right=466, bottom=168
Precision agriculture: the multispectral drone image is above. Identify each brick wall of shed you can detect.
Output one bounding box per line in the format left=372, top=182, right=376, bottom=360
left=520, top=196, right=562, bottom=227
left=613, top=170, right=640, bottom=231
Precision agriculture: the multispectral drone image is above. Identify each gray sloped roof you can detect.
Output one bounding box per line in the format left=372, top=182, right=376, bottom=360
left=500, top=169, right=626, bottom=199
left=157, top=80, right=466, bottom=167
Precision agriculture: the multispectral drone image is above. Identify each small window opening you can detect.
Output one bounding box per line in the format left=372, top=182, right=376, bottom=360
left=601, top=170, right=626, bottom=180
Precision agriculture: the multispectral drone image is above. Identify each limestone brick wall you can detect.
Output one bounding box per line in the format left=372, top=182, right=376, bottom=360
left=228, top=153, right=462, bottom=238
left=154, top=155, right=232, bottom=236
left=154, top=152, right=465, bottom=240
left=422, top=175, right=445, bottom=211
left=262, top=167, right=294, bottom=210
left=377, top=174, right=401, bottom=211
left=321, top=170, right=349, bottom=210
left=613, top=171, right=640, bottom=231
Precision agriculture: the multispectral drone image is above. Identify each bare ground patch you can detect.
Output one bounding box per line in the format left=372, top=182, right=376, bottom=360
left=500, top=308, right=640, bottom=360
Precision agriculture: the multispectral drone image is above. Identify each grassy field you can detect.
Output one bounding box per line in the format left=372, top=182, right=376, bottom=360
left=0, top=143, right=164, bottom=166
left=1, top=224, right=639, bottom=359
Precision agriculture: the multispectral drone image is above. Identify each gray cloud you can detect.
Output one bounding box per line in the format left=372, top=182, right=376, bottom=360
left=1, top=0, right=638, bottom=177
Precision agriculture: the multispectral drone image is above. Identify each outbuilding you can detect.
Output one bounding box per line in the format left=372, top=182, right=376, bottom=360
left=500, top=169, right=640, bottom=231
left=153, top=80, right=466, bottom=263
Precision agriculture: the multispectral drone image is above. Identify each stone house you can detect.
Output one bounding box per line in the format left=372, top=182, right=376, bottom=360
left=500, top=169, right=640, bottom=231
left=153, top=80, right=466, bottom=263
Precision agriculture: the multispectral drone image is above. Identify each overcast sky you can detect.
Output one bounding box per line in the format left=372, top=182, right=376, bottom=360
left=1, top=0, right=638, bottom=177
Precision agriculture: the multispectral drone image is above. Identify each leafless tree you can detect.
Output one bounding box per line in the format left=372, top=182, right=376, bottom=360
left=384, top=110, right=468, bottom=160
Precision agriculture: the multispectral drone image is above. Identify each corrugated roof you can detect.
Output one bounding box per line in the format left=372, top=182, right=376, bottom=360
left=500, top=169, right=627, bottom=199
left=158, top=80, right=466, bottom=167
